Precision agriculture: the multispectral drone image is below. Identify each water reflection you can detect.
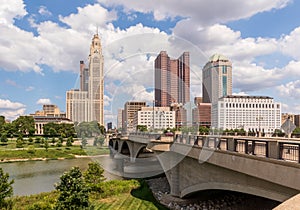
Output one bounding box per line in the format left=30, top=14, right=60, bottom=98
left=0, top=156, right=121, bottom=196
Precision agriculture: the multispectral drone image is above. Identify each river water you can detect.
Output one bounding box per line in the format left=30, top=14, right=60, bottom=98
left=0, top=156, right=122, bottom=196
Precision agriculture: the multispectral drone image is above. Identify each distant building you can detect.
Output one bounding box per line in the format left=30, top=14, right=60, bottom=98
left=66, top=33, right=104, bottom=125
left=133, top=107, right=175, bottom=131
left=33, top=116, right=72, bottom=135
left=295, top=115, right=300, bottom=127
left=213, top=95, right=281, bottom=134
left=154, top=51, right=190, bottom=107
left=123, top=101, right=146, bottom=132
left=202, top=54, right=232, bottom=104
left=117, top=109, right=123, bottom=129
left=31, top=104, right=66, bottom=117
left=281, top=113, right=295, bottom=125
left=107, top=122, right=112, bottom=131
left=193, top=103, right=211, bottom=128
left=66, top=89, right=89, bottom=122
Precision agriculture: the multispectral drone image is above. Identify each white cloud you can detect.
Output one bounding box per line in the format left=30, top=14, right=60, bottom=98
left=99, top=0, right=290, bottom=24
left=280, top=26, right=300, bottom=60
left=0, top=0, right=27, bottom=25
left=276, top=80, right=300, bottom=99
left=59, top=4, right=117, bottom=32
left=0, top=99, right=26, bottom=120
left=0, top=99, right=26, bottom=109
left=25, top=86, right=35, bottom=91
left=38, top=5, right=52, bottom=16
left=36, top=98, right=51, bottom=105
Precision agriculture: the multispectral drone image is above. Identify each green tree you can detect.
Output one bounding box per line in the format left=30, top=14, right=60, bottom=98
left=66, top=137, right=73, bottom=147
left=0, top=168, right=14, bottom=208
left=136, top=125, right=147, bottom=132
left=44, top=139, right=49, bottom=151
left=55, top=167, right=89, bottom=210
left=0, top=133, right=8, bottom=143
left=12, top=116, right=35, bottom=136
left=83, top=162, right=105, bottom=192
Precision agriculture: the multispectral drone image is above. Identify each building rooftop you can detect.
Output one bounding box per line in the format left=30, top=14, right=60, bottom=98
left=221, top=95, right=273, bottom=99
left=209, top=54, right=229, bottom=62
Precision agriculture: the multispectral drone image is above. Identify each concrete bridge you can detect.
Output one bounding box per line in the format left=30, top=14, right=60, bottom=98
left=108, top=133, right=173, bottom=178
left=119, top=133, right=300, bottom=202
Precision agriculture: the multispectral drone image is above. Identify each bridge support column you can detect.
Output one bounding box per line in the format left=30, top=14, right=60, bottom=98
left=169, top=164, right=180, bottom=196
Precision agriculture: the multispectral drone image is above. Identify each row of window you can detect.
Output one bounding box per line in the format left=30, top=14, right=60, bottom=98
left=221, top=103, right=280, bottom=109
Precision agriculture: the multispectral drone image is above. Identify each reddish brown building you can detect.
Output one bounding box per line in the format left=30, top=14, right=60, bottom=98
left=155, top=51, right=190, bottom=107
left=193, top=101, right=211, bottom=128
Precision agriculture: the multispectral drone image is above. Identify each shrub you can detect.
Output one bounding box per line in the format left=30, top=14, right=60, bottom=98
left=55, top=167, right=89, bottom=210
left=0, top=168, right=14, bottom=208
left=27, top=145, right=36, bottom=154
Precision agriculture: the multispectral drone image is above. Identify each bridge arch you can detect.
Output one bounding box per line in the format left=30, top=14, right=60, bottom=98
left=119, top=141, right=133, bottom=157
left=135, top=146, right=153, bottom=158
left=181, top=182, right=288, bottom=202
left=114, top=141, right=119, bottom=151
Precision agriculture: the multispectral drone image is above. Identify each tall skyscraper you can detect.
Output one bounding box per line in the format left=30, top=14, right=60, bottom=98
left=202, top=54, right=232, bottom=104
left=66, top=34, right=104, bottom=125
left=154, top=51, right=190, bottom=107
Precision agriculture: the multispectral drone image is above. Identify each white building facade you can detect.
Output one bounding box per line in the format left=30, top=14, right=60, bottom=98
left=212, top=96, right=281, bottom=134
left=133, top=107, right=176, bottom=131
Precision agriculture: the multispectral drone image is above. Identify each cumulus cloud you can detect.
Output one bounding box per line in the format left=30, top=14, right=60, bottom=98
left=36, top=98, right=51, bottom=105
left=280, top=26, right=300, bottom=60
left=0, top=98, right=26, bottom=120
left=0, top=0, right=27, bottom=25
left=99, top=0, right=290, bottom=24
left=276, top=80, right=300, bottom=99
left=59, top=4, right=117, bottom=32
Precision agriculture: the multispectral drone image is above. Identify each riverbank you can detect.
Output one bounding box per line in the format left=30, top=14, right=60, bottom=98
left=0, top=146, right=110, bottom=163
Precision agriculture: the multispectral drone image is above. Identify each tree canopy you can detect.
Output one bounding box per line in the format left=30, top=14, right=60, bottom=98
left=0, top=168, right=14, bottom=208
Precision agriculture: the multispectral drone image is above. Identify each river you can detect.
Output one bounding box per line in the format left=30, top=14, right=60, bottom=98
left=0, top=156, right=122, bottom=196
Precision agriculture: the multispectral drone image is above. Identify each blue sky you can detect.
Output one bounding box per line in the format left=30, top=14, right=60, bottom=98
left=1, top=0, right=300, bottom=126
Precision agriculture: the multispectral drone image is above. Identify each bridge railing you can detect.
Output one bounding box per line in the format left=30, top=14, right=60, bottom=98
left=279, top=142, right=300, bottom=163
left=174, top=134, right=300, bottom=163
left=234, top=139, right=268, bottom=157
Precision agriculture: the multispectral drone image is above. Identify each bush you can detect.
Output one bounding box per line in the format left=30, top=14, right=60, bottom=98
left=28, top=137, right=34, bottom=144
left=16, top=139, right=24, bottom=148
left=27, top=145, right=36, bottom=154
left=55, top=167, right=89, bottom=210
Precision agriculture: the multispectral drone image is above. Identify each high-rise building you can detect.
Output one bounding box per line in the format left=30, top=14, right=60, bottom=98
left=202, top=54, right=232, bottom=104
left=123, top=101, right=146, bottom=132
left=117, top=109, right=123, bottom=129
left=155, top=51, right=190, bottom=107
left=66, top=34, right=104, bottom=125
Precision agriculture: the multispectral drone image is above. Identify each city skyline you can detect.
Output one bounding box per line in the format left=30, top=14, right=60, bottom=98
left=1, top=1, right=300, bottom=126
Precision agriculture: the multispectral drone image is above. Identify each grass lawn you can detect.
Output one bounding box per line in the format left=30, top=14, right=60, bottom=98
left=0, top=145, right=110, bottom=161
left=9, top=180, right=168, bottom=210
